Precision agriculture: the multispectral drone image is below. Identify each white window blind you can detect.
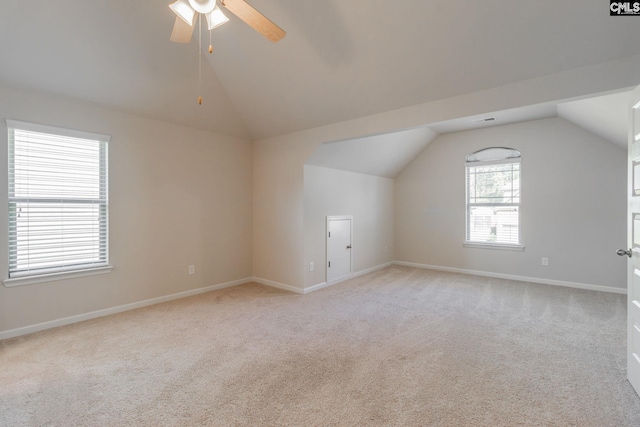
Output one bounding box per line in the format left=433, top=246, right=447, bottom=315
left=466, top=148, right=521, bottom=246
left=7, top=120, right=109, bottom=278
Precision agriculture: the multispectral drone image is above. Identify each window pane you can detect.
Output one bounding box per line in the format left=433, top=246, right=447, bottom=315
left=8, top=122, right=109, bottom=278
left=12, top=130, right=103, bottom=200
left=466, top=153, right=521, bottom=246
left=9, top=202, right=106, bottom=272
left=468, top=163, right=520, bottom=204
left=468, top=206, right=519, bottom=244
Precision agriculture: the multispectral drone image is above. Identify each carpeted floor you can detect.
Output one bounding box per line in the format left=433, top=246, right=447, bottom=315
left=1, top=265, right=640, bottom=426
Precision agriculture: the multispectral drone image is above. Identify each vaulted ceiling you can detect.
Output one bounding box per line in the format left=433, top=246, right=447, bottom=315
left=1, top=0, right=639, bottom=143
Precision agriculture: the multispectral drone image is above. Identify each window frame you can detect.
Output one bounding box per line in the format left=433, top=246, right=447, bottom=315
left=4, top=120, right=112, bottom=287
left=464, top=148, right=524, bottom=251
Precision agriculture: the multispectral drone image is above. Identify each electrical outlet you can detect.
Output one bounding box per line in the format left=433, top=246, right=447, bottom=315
left=309, top=262, right=314, bottom=272
left=188, top=265, right=195, bottom=275
left=541, top=257, right=549, bottom=266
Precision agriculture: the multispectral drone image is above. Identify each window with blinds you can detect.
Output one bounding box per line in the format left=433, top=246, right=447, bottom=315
left=7, top=120, right=109, bottom=279
left=465, top=147, right=521, bottom=247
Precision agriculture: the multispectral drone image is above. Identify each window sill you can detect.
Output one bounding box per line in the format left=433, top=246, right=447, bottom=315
left=463, top=242, right=525, bottom=251
left=3, top=265, right=113, bottom=287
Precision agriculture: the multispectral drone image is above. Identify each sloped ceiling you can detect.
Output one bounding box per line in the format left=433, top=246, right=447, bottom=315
left=306, top=127, right=437, bottom=178
left=558, top=91, right=629, bottom=148
left=1, top=1, right=639, bottom=141
left=207, top=0, right=640, bottom=139
left=426, top=89, right=632, bottom=146
left=0, top=1, right=250, bottom=138
left=428, top=103, right=559, bottom=135
left=305, top=91, right=631, bottom=177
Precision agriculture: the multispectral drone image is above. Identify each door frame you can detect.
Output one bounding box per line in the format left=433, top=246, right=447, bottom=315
left=627, top=85, right=640, bottom=397
left=326, top=215, right=353, bottom=283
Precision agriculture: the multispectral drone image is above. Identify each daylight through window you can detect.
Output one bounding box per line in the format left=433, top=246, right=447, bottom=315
left=465, top=147, right=521, bottom=247
left=7, top=120, right=109, bottom=278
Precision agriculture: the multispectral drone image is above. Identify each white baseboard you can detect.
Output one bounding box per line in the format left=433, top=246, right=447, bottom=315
left=302, top=281, right=329, bottom=294
left=394, top=261, right=627, bottom=295
left=6, top=261, right=617, bottom=341
left=304, top=261, right=396, bottom=294
left=0, top=277, right=252, bottom=341
left=254, top=262, right=395, bottom=295
left=252, top=277, right=305, bottom=294
left=304, top=261, right=396, bottom=293
left=353, top=261, right=395, bottom=279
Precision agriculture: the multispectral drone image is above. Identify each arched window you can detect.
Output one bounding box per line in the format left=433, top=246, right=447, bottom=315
left=465, top=147, right=522, bottom=248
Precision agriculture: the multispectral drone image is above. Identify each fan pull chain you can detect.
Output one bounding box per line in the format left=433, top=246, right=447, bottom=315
left=209, top=28, right=213, bottom=54
left=198, top=14, right=203, bottom=105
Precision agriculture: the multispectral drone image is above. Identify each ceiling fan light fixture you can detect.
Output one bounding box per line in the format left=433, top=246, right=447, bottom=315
left=188, top=0, right=218, bottom=14
left=169, top=0, right=196, bottom=25
left=206, top=6, right=230, bottom=30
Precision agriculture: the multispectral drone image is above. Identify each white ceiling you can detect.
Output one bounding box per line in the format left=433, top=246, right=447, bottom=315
left=0, top=1, right=249, bottom=137
left=428, top=103, right=559, bottom=135
left=0, top=1, right=636, bottom=178
left=1, top=0, right=639, bottom=141
left=427, top=89, right=632, bottom=146
left=306, top=127, right=437, bottom=178
left=307, top=90, right=632, bottom=177
left=211, top=0, right=640, bottom=139
left=557, top=91, right=630, bottom=148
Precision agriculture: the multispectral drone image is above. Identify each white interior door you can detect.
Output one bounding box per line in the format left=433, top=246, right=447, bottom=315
left=624, top=84, right=640, bottom=397
left=327, top=216, right=352, bottom=282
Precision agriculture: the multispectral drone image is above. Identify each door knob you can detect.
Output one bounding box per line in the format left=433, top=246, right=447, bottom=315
left=617, top=248, right=632, bottom=258
left=347, top=245, right=352, bottom=249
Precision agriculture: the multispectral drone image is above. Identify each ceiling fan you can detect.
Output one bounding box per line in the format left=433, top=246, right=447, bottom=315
left=169, top=0, right=286, bottom=44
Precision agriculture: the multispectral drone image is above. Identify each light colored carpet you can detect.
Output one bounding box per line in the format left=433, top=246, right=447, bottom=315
left=1, top=265, right=640, bottom=426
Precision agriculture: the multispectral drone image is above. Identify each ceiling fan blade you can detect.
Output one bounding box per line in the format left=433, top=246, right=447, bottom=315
left=170, top=16, right=195, bottom=43
left=220, top=0, right=285, bottom=42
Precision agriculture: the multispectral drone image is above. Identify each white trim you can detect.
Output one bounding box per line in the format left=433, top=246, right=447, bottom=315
left=254, top=262, right=395, bottom=295
left=6, top=261, right=617, bottom=340
left=303, top=281, right=330, bottom=293
left=0, top=277, right=252, bottom=340
left=465, top=157, right=521, bottom=166
left=395, top=261, right=627, bottom=295
left=466, top=147, right=521, bottom=164
left=325, top=272, right=352, bottom=284
left=350, top=261, right=394, bottom=281
left=363, top=261, right=394, bottom=273
left=463, top=242, right=525, bottom=251
left=304, top=261, right=395, bottom=294
left=4, top=265, right=114, bottom=287
left=252, top=277, right=305, bottom=294
left=6, top=119, right=111, bottom=142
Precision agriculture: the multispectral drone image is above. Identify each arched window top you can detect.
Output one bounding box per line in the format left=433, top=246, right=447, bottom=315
left=464, top=146, right=522, bottom=248
left=466, top=147, right=521, bottom=163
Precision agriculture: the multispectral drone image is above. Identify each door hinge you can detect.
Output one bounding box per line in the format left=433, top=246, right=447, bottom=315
left=328, top=231, right=331, bottom=238
left=328, top=261, right=331, bottom=268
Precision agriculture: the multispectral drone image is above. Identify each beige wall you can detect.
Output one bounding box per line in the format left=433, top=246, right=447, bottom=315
left=303, top=166, right=395, bottom=288
left=2, top=56, right=637, bottom=335
left=252, top=133, right=316, bottom=290
left=395, top=117, right=627, bottom=290
left=0, top=85, right=253, bottom=333
left=251, top=56, right=638, bottom=291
